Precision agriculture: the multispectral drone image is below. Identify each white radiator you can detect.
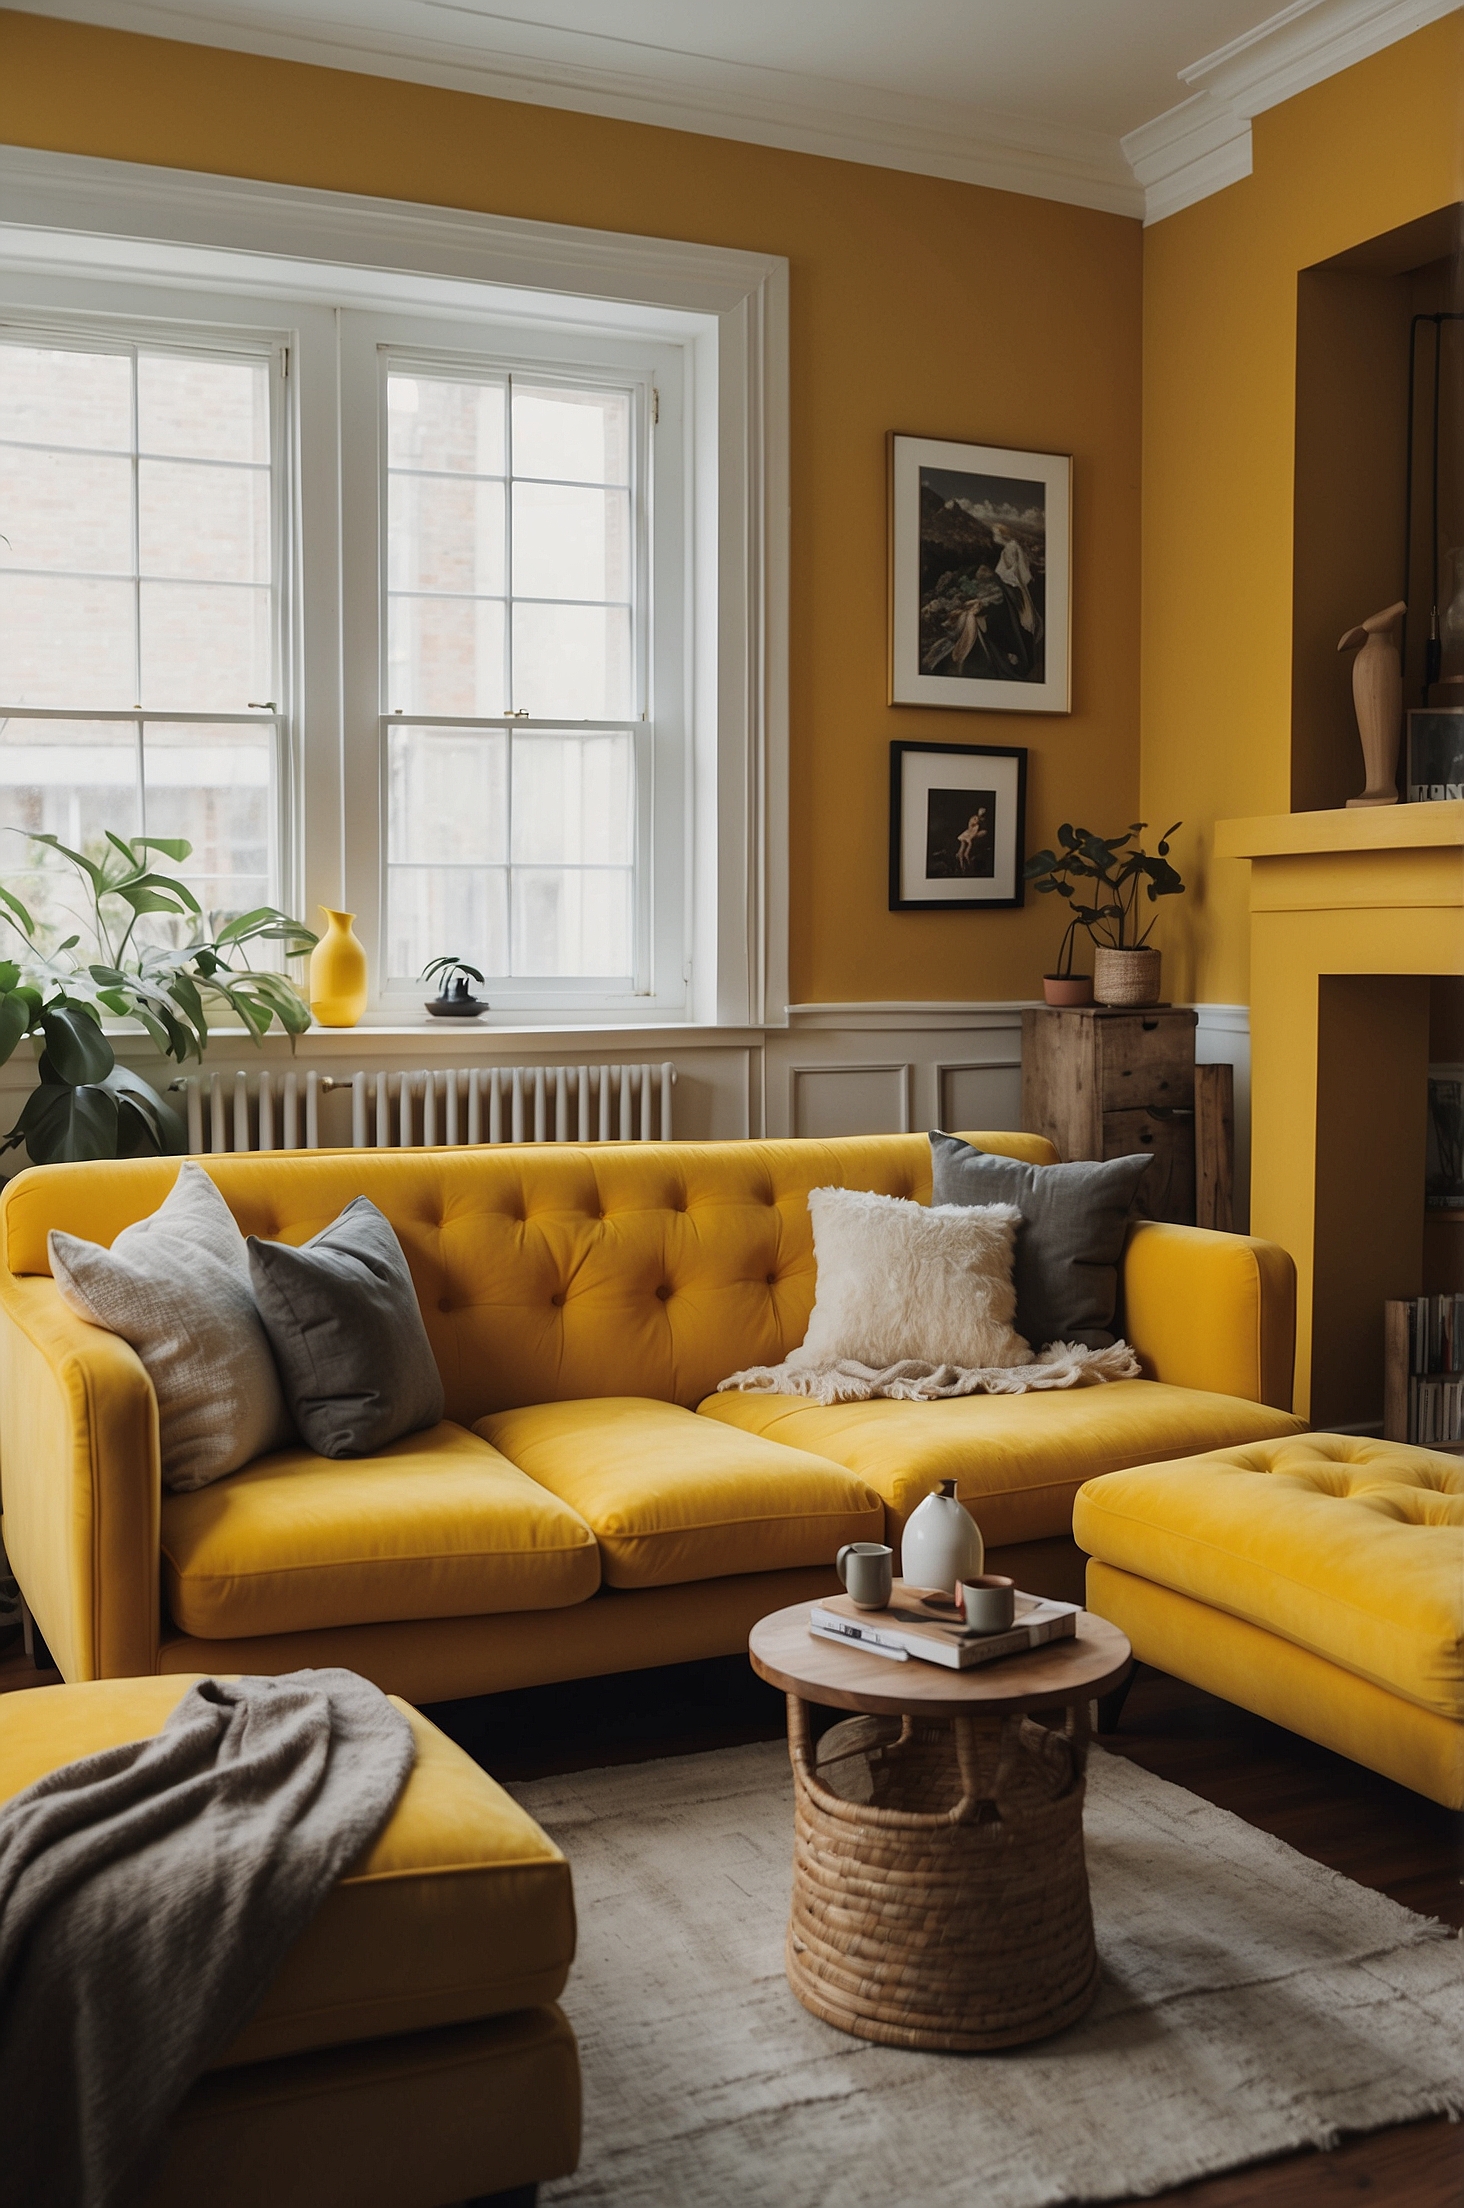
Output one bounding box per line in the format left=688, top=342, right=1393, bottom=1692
left=169, top=1062, right=677, bottom=1155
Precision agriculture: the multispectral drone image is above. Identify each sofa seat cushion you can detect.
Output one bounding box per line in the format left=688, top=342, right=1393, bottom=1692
left=1073, top=1435, right=1464, bottom=1721
left=697, top=1381, right=1305, bottom=1546
left=161, top=1421, right=600, bottom=1640
left=0, top=1676, right=575, bottom=2065
left=476, top=1397, right=883, bottom=1588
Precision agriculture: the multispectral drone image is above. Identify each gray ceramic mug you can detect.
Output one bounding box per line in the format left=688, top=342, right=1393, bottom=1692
left=836, top=1541, right=893, bottom=1610
left=960, top=1573, right=1016, bottom=1633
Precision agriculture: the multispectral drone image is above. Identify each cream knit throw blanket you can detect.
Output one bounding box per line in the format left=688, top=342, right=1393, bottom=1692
left=718, top=1338, right=1140, bottom=1404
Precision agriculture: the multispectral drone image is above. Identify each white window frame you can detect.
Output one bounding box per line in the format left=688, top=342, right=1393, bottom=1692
left=0, top=144, right=789, bottom=1032
left=0, top=299, right=297, bottom=921
left=346, top=311, right=685, bottom=1013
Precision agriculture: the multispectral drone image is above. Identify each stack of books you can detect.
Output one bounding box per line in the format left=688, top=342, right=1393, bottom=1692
left=809, top=1583, right=1079, bottom=1670
left=1403, top=1292, right=1464, bottom=1447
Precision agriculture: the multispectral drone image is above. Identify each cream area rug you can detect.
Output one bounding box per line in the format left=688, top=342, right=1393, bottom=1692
left=513, top=1741, right=1462, bottom=2208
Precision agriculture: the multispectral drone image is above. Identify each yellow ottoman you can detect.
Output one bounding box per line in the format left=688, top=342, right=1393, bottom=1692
left=0, top=1677, right=580, bottom=2208
left=1073, top=1435, right=1464, bottom=1808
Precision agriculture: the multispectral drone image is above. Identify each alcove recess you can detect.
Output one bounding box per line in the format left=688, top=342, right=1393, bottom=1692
left=1292, top=202, right=1463, bottom=814
left=1428, top=973, right=1464, bottom=1297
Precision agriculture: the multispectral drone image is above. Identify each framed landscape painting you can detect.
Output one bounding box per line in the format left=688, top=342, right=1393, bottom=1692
left=889, top=741, right=1027, bottom=910
left=889, top=433, right=1071, bottom=713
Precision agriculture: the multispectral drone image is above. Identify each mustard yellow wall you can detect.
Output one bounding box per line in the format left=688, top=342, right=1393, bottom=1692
left=0, top=9, right=1143, bottom=1008
left=1139, top=15, right=1464, bottom=1005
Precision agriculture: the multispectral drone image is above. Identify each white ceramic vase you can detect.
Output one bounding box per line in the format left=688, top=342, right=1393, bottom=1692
left=900, top=1478, right=984, bottom=1594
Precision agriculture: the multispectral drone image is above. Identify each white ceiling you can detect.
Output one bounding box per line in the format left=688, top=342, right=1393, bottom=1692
left=12, top=0, right=1457, bottom=220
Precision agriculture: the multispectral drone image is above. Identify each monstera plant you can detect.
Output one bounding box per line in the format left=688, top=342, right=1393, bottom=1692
left=0, top=830, right=317, bottom=1165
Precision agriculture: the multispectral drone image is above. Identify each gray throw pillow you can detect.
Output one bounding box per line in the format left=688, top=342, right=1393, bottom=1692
left=248, top=1197, right=444, bottom=1458
left=930, top=1133, right=1152, bottom=1351
left=49, top=1161, right=294, bottom=1492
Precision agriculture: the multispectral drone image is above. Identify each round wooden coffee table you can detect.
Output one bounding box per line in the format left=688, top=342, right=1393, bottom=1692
left=749, top=1601, right=1131, bottom=2053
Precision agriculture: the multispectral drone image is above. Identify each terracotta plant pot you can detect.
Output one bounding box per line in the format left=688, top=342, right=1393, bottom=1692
left=1093, top=946, right=1161, bottom=1007
left=1042, top=974, right=1094, bottom=1007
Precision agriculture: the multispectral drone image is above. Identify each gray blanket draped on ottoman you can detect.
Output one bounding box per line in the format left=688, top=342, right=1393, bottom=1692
left=0, top=1668, right=416, bottom=2208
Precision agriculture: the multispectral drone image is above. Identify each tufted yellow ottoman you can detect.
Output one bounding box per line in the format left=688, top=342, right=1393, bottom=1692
left=1072, top=1437, right=1464, bottom=1808
left=0, top=1677, right=580, bottom=2208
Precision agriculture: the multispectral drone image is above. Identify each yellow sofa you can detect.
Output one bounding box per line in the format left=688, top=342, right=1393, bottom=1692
left=0, top=1675, right=580, bottom=2206
left=0, top=1132, right=1304, bottom=1701
left=1074, top=1435, right=1464, bottom=1809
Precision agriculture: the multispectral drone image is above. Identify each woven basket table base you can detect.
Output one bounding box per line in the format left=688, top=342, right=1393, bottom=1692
left=785, top=1701, right=1099, bottom=2052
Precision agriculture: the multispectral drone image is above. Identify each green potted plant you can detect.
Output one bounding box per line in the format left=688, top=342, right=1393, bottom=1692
left=1024, top=822, right=1184, bottom=1008
left=0, top=830, right=317, bottom=1164
left=421, top=954, right=487, bottom=1018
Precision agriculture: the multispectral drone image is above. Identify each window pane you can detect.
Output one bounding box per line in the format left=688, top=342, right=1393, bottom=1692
left=388, top=595, right=506, bottom=716
left=511, top=733, right=632, bottom=865
left=0, top=447, right=132, bottom=576
left=511, top=867, right=631, bottom=977
left=512, top=483, right=630, bottom=604
left=0, top=343, right=131, bottom=451
left=387, top=864, right=507, bottom=981
left=139, top=582, right=271, bottom=710
left=388, top=375, right=505, bottom=476
left=0, top=575, right=135, bottom=707
left=141, top=724, right=273, bottom=932
left=138, top=354, right=269, bottom=465
left=512, top=386, right=629, bottom=484
left=0, top=719, right=141, bottom=946
left=388, top=474, right=505, bottom=597
left=388, top=726, right=507, bottom=863
left=511, top=602, right=631, bottom=719
left=140, top=459, right=270, bottom=584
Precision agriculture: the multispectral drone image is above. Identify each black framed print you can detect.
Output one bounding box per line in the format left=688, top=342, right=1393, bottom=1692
left=1407, top=708, right=1464, bottom=801
left=889, top=742, right=1027, bottom=910
left=889, top=433, right=1071, bottom=713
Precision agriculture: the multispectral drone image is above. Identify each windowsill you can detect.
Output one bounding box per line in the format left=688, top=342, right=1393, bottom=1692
left=88, top=1016, right=767, bottom=1062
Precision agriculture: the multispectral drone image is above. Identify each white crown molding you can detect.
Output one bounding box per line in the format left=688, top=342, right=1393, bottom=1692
left=1180, top=0, right=1461, bottom=115
left=1127, top=0, right=1461, bottom=224
left=1121, top=94, right=1253, bottom=225
left=9, top=0, right=1455, bottom=229
left=9, top=0, right=1142, bottom=218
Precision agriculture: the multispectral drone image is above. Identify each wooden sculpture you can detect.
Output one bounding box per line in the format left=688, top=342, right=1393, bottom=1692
left=1338, top=600, right=1406, bottom=808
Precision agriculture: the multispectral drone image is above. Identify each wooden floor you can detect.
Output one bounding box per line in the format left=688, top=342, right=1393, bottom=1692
left=6, top=1637, right=1460, bottom=2204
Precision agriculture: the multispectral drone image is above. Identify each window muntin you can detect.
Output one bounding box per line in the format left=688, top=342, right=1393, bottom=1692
left=383, top=363, right=642, bottom=986
left=0, top=329, right=282, bottom=944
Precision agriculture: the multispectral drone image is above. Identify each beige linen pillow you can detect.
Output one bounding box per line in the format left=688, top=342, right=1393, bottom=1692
left=49, top=1161, right=294, bottom=1492
left=791, top=1185, right=1030, bottom=1371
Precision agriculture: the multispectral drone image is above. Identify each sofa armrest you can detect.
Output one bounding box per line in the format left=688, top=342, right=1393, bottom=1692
left=0, top=1275, right=161, bottom=1681
left=1119, top=1221, right=1296, bottom=1412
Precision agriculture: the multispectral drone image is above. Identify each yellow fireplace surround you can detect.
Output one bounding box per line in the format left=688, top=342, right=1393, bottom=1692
left=1215, top=803, right=1464, bottom=1425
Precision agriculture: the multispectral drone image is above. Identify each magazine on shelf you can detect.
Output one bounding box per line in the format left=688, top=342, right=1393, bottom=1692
left=809, top=1582, right=1080, bottom=1671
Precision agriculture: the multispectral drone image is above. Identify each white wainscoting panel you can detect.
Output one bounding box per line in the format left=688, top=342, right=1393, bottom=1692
left=937, top=1058, right=1023, bottom=1134
left=789, top=1062, right=912, bottom=1140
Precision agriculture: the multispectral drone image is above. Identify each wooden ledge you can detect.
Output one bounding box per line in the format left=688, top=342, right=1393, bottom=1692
left=1215, top=803, right=1464, bottom=860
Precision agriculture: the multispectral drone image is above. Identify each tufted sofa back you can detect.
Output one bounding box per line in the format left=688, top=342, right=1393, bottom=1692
left=0, top=1131, right=1055, bottom=1421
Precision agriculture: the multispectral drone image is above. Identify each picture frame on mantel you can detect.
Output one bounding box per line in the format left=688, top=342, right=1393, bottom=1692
left=889, top=740, right=1027, bottom=911
left=889, top=433, right=1071, bottom=713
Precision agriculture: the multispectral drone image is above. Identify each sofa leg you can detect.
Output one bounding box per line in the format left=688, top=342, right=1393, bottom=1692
left=461, top=2188, right=538, bottom=2207
left=1095, top=1665, right=1135, bottom=1735
left=20, top=1599, right=54, bottom=1676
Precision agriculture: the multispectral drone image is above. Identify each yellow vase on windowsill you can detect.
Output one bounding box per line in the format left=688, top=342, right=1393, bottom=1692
left=309, top=909, right=368, bottom=1028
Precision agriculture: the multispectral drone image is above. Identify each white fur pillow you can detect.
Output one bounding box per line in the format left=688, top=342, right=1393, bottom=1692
left=790, top=1186, right=1030, bottom=1371
left=49, top=1162, right=295, bottom=1492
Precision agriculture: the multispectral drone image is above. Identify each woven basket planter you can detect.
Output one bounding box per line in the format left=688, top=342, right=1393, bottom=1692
left=1093, top=946, right=1162, bottom=1006
left=785, top=1705, right=1099, bottom=2052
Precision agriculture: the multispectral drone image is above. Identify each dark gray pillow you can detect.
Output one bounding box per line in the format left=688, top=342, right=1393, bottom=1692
left=248, top=1197, right=444, bottom=1458
left=930, top=1133, right=1152, bottom=1352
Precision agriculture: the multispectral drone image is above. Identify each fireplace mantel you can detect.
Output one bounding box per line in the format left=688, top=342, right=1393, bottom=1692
left=1215, top=801, right=1464, bottom=860
left=1217, top=803, right=1463, bottom=1423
